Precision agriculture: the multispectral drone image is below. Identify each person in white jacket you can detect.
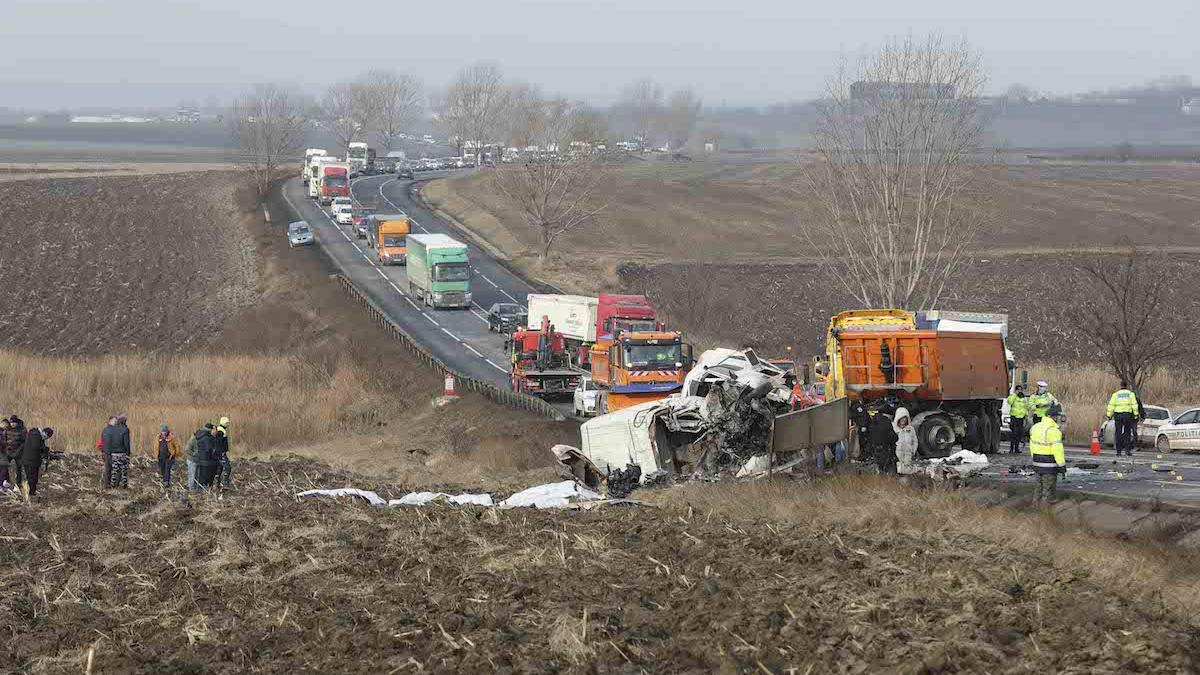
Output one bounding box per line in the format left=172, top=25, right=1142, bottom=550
left=893, top=407, right=919, bottom=475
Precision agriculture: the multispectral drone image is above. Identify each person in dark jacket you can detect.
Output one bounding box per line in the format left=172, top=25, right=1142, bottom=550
left=212, top=417, right=231, bottom=488
left=99, top=416, right=117, bottom=488
left=101, top=413, right=132, bottom=488
left=192, top=423, right=218, bottom=489
left=16, top=426, right=49, bottom=496
left=4, top=416, right=27, bottom=489
left=0, top=418, right=10, bottom=488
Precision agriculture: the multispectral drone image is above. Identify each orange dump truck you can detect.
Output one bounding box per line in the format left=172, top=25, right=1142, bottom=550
left=822, top=310, right=1009, bottom=455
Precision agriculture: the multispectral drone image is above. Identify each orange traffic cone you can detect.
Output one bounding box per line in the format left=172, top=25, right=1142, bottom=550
left=1090, top=427, right=1101, bottom=455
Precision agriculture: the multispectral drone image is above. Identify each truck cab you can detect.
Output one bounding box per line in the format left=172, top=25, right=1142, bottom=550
left=348, top=142, right=369, bottom=175
left=406, top=233, right=472, bottom=309
left=590, top=330, right=692, bottom=414
left=366, top=214, right=410, bottom=265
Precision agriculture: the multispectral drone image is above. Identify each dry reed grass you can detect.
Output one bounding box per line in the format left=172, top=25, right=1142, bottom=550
left=1023, top=362, right=1200, bottom=443
left=0, top=349, right=386, bottom=456
left=657, top=476, right=1200, bottom=616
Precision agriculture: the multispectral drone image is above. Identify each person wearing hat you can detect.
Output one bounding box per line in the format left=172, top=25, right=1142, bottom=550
left=1005, top=384, right=1029, bottom=455
left=101, top=413, right=132, bottom=488
left=1028, top=405, right=1067, bottom=505
left=151, top=424, right=182, bottom=489
left=1028, top=381, right=1059, bottom=429
left=213, top=416, right=232, bottom=488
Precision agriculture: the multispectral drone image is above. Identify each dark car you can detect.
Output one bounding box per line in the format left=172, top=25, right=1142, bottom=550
left=397, top=167, right=414, bottom=179
left=487, top=303, right=528, bottom=334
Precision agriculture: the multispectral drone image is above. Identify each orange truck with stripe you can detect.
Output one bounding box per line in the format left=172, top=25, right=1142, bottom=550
left=589, top=330, right=693, bottom=414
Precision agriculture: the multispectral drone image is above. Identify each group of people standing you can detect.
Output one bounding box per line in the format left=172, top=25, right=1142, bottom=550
left=99, top=415, right=233, bottom=491
left=0, top=415, right=54, bottom=496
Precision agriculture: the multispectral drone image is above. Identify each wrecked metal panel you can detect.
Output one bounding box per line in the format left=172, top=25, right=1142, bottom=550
left=771, top=397, right=850, bottom=454
left=580, top=400, right=667, bottom=476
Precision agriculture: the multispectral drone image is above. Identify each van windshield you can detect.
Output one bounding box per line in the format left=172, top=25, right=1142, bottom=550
left=433, top=263, right=470, bottom=282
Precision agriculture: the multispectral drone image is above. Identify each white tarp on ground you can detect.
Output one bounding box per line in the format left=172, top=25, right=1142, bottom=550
left=296, top=488, right=387, bottom=506
left=389, top=492, right=495, bottom=507
left=499, top=481, right=603, bottom=509
left=928, top=449, right=990, bottom=465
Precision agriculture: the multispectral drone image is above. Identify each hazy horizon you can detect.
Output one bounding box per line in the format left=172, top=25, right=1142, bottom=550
left=5, top=0, right=1198, bottom=109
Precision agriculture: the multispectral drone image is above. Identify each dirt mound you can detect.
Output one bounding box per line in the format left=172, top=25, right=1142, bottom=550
left=3, top=455, right=1196, bottom=672
left=0, top=172, right=257, bottom=354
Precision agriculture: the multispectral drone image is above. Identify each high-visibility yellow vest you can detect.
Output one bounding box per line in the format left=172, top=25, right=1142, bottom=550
left=1029, top=417, right=1065, bottom=468
left=1006, top=393, right=1028, bottom=419
left=1107, top=389, right=1139, bottom=416
left=1029, top=391, right=1057, bottom=417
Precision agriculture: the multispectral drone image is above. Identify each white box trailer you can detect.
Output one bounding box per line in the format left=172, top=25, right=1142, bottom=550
left=527, top=294, right=598, bottom=344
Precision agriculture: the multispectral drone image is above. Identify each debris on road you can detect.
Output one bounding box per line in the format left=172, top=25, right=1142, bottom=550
left=392, top=491, right=495, bottom=507
left=499, top=480, right=603, bottom=509
left=296, top=487, right=387, bottom=506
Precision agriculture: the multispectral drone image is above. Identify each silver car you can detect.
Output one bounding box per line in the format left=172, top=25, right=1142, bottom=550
left=287, top=221, right=314, bottom=247
left=1100, top=404, right=1171, bottom=449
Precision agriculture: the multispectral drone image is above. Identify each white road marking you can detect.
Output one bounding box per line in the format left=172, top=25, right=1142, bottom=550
left=424, top=313, right=439, bottom=326
left=463, top=343, right=483, bottom=357
left=388, top=281, right=405, bottom=295
left=376, top=268, right=389, bottom=280
left=480, top=274, right=498, bottom=288
left=439, top=327, right=460, bottom=342
left=485, top=359, right=506, bottom=372
left=501, top=289, right=519, bottom=303
left=404, top=297, right=420, bottom=309
left=361, top=253, right=373, bottom=264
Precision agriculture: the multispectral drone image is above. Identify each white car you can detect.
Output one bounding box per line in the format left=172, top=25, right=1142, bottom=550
left=1100, top=404, right=1171, bottom=449
left=1154, top=408, right=1200, bottom=453
left=573, top=376, right=601, bottom=417
left=330, top=196, right=353, bottom=213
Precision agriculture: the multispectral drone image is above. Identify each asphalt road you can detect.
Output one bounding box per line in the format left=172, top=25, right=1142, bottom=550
left=978, top=445, right=1200, bottom=508
left=281, top=172, right=577, bottom=418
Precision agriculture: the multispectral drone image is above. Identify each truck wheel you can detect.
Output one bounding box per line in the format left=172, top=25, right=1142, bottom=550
left=917, top=416, right=955, bottom=457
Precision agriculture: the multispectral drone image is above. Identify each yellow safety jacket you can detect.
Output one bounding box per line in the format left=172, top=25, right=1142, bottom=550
left=1029, top=417, right=1065, bottom=471
left=1006, top=393, right=1028, bottom=419
left=1029, top=391, right=1058, bottom=417
left=1106, top=389, right=1139, bottom=416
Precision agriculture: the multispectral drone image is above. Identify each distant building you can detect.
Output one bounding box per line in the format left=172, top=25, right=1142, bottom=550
left=1183, top=98, right=1200, bottom=115
left=704, top=141, right=717, bottom=153
left=850, top=81, right=955, bottom=101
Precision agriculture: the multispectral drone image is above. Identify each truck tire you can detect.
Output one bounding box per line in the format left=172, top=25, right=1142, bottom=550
left=917, top=416, right=955, bottom=457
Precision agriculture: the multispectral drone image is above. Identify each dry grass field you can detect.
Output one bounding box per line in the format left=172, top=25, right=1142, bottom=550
left=0, top=171, right=575, bottom=482
left=3, top=457, right=1198, bottom=673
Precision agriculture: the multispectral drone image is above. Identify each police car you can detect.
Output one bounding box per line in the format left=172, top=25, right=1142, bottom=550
left=1154, top=407, right=1200, bottom=453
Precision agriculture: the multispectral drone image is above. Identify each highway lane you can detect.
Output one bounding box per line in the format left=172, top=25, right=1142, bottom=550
left=282, top=174, right=577, bottom=418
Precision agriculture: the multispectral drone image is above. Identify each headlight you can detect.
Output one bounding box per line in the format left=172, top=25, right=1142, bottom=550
left=464, top=292, right=472, bottom=301
left=432, top=292, right=443, bottom=301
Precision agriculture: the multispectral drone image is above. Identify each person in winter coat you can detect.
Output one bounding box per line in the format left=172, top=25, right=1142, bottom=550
left=16, top=425, right=49, bottom=496
left=101, top=414, right=132, bottom=488
left=191, top=423, right=218, bottom=489
left=151, top=424, right=182, bottom=488
left=892, top=407, right=919, bottom=476
left=213, top=417, right=232, bottom=487
left=0, top=418, right=10, bottom=488
left=99, top=416, right=117, bottom=488
left=4, top=416, right=27, bottom=489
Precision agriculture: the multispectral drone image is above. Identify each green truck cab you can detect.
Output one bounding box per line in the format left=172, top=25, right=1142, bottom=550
left=406, top=233, right=472, bottom=309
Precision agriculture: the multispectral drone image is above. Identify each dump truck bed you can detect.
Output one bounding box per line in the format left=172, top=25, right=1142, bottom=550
left=838, top=329, right=1008, bottom=401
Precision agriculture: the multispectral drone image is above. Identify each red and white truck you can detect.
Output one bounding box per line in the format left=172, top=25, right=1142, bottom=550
left=312, top=158, right=351, bottom=205
left=526, top=293, right=661, bottom=367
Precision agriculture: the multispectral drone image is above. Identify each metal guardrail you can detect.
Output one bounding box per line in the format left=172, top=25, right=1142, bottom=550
left=334, top=274, right=566, bottom=421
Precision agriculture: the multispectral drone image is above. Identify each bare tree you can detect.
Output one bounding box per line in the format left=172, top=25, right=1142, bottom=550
left=615, top=78, right=663, bottom=145
left=229, top=83, right=308, bottom=197
left=1064, top=247, right=1187, bottom=389
left=568, top=105, right=610, bottom=145
left=365, top=70, right=422, bottom=154
left=439, top=62, right=507, bottom=159
left=320, top=79, right=376, bottom=152
left=663, top=87, right=702, bottom=150
left=492, top=154, right=608, bottom=260
left=803, top=34, right=987, bottom=309
left=1004, top=83, right=1036, bottom=102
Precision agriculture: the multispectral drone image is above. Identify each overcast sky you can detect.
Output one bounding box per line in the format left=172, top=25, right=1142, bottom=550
left=5, top=0, right=1198, bottom=108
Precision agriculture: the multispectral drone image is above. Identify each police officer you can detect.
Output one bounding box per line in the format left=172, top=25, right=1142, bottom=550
left=1029, top=405, right=1066, bottom=505
left=1106, top=381, right=1141, bottom=457
left=1028, top=380, right=1059, bottom=428
left=1006, top=384, right=1029, bottom=454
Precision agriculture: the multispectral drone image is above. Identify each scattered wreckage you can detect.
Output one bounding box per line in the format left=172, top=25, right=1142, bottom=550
left=558, top=348, right=849, bottom=495
left=557, top=347, right=992, bottom=497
